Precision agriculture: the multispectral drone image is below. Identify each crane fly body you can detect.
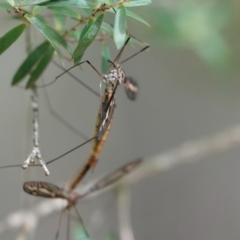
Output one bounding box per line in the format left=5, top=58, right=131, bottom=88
left=97, top=37, right=142, bottom=140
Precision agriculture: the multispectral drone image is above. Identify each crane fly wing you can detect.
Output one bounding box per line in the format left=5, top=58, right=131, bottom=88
left=124, top=76, right=139, bottom=101
left=23, top=181, right=66, bottom=199
left=81, top=158, right=142, bottom=198
left=98, top=95, right=115, bottom=141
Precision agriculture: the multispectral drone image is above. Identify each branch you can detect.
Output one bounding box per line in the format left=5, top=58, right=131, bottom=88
left=117, top=187, right=135, bottom=240
left=1, top=124, right=240, bottom=235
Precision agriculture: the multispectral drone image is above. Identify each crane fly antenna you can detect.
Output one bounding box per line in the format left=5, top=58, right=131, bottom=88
left=112, top=37, right=131, bottom=63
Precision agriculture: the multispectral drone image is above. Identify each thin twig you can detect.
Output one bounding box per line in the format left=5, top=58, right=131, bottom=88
left=22, top=86, right=50, bottom=176
left=117, top=187, right=135, bottom=240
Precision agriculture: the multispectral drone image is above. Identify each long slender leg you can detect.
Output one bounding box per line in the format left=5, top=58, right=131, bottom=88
left=120, top=45, right=149, bottom=65
left=67, top=209, right=71, bottom=240
left=0, top=137, right=96, bottom=170
left=51, top=60, right=99, bottom=97
left=39, top=60, right=103, bottom=88
left=73, top=205, right=90, bottom=239
left=45, top=137, right=96, bottom=166
left=42, top=77, right=90, bottom=141
left=55, top=210, right=64, bottom=240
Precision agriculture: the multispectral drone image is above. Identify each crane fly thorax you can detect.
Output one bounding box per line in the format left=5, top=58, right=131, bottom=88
left=103, top=64, right=126, bottom=91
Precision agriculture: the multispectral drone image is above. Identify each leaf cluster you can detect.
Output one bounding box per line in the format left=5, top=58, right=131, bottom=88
left=0, top=0, right=151, bottom=88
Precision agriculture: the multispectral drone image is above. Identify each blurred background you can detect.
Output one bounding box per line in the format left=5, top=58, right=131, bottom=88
left=0, top=0, right=240, bottom=239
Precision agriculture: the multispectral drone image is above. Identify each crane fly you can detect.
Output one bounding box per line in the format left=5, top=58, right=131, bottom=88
left=63, top=37, right=148, bottom=185
left=23, top=158, right=142, bottom=239
left=0, top=37, right=149, bottom=177
left=42, top=36, right=149, bottom=141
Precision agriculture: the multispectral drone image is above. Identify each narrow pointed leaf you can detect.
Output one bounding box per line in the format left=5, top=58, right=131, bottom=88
left=21, top=0, right=49, bottom=6
left=6, top=0, right=19, bottom=7
left=80, top=17, right=95, bottom=39
left=0, top=23, right=27, bottom=55
left=72, top=18, right=94, bottom=63
left=40, top=0, right=95, bottom=9
left=96, top=0, right=110, bottom=4
left=101, top=42, right=111, bottom=74
left=54, top=13, right=66, bottom=30
left=12, top=41, right=50, bottom=85
left=25, top=14, right=71, bottom=66
left=0, top=2, right=11, bottom=9
left=114, top=5, right=127, bottom=49
left=26, top=46, right=55, bottom=88
left=51, top=7, right=81, bottom=20
left=72, top=13, right=104, bottom=61
left=69, top=29, right=82, bottom=39
left=126, top=9, right=150, bottom=27
left=73, top=53, right=83, bottom=65
left=123, top=0, right=151, bottom=7
left=101, top=21, right=113, bottom=35
left=32, top=5, right=47, bottom=15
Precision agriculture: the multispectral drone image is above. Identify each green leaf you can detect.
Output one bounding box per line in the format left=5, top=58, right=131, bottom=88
left=32, top=5, right=47, bottom=15
left=51, top=7, right=81, bottom=20
left=0, top=2, right=11, bottom=9
left=72, top=13, right=104, bottom=61
left=101, top=42, right=111, bottom=74
left=73, top=53, right=83, bottom=65
left=54, top=12, right=66, bottom=31
left=69, top=29, right=82, bottom=39
left=80, top=17, right=95, bottom=38
left=105, top=231, right=119, bottom=240
left=129, top=36, right=146, bottom=47
left=114, top=5, right=127, bottom=49
left=126, top=9, right=150, bottom=27
left=21, top=0, right=49, bottom=6
left=72, top=17, right=95, bottom=64
left=6, top=0, right=19, bottom=7
left=40, top=0, right=95, bottom=9
left=26, top=46, right=55, bottom=88
left=25, top=14, right=71, bottom=66
left=123, top=0, right=151, bottom=7
left=0, top=23, right=26, bottom=55
left=72, top=17, right=95, bottom=63
left=96, top=0, right=110, bottom=4
left=101, top=21, right=113, bottom=35
left=12, top=41, right=50, bottom=85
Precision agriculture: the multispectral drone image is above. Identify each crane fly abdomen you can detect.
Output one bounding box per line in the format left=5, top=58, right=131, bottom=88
left=23, top=181, right=66, bottom=199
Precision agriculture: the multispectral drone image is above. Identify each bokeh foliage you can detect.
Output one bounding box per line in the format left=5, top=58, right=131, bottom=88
left=0, top=0, right=238, bottom=88
left=144, top=0, right=238, bottom=72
